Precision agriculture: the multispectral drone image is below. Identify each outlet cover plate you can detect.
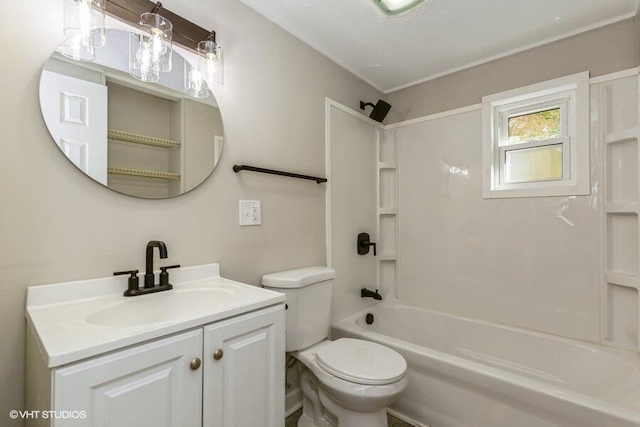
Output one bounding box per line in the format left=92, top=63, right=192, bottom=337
left=239, top=200, right=261, bottom=226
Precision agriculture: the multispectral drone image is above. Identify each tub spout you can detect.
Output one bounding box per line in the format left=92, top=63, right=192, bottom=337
left=361, top=288, right=383, bottom=300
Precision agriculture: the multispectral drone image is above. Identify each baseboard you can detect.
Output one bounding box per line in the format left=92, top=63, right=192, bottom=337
left=285, top=387, right=303, bottom=418
left=388, top=408, right=431, bottom=427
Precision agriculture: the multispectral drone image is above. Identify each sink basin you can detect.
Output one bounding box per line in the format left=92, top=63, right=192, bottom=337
left=86, top=287, right=240, bottom=327
left=27, top=263, right=286, bottom=367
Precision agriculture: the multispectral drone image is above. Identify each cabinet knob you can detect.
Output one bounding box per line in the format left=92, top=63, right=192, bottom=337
left=190, top=358, right=202, bottom=370
left=213, top=349, right=224, bottom=360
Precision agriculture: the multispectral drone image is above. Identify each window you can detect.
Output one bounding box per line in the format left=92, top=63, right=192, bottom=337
left=482, top=72, right=590, bottom=198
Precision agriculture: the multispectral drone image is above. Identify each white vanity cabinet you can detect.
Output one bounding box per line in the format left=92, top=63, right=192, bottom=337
left=53, top=330, right=204, bottom=427
left=29, top=305, right=285, bottom=427
left=204, top=306, right=284, bottom=427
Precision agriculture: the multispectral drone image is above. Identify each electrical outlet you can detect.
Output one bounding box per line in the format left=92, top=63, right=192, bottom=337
left=239, top=200, right=261, bottom=226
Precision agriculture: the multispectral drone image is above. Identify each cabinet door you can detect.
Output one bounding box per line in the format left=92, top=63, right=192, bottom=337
left=53, top=330, right=203, bottom=427
left=203, top=305, right=285, bottom=427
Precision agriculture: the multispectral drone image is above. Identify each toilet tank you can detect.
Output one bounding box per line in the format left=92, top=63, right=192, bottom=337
left=262, top=267, right=335, bottom=352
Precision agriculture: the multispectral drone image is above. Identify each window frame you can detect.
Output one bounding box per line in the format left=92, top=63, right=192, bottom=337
left=482, top=72, right=590, bottom=199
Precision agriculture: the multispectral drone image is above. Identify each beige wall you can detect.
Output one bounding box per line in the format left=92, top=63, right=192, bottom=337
left=386, top=18, right=638, bottom=122
left=0, top=0, right=380, bottom=423
left=183, top=99, right=223, bottom=192
left=636, top=12, right=640, bottom=65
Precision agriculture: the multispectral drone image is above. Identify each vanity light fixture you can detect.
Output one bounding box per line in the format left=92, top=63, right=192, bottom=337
left=59, top=0, right=224, bottom=86
left=129, top=32, right=160, bottom=82
left=59, top=0, right=106, bottom=61
left=197, top=31, right=222, bottom=84
left=374, top=0, right=426, bottom=15
left=129, top=2, right=173, bottom=82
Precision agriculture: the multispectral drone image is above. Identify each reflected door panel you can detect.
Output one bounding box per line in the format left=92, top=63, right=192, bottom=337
left=40, top=70, right=108, bottom=184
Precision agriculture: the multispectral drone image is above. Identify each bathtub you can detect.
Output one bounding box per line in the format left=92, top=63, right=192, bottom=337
left=332, top=304, right=640, bottom=427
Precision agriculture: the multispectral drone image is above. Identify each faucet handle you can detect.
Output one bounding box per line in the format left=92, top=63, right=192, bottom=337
left=114, top=269, right=139, bottom=276
left=357, top=233, right=377, bottom=256
left=159, top=265, right=180, bottom=287
left=114, top=270, right=140, bottom=297
left=160, top=264, right=181, bottom=273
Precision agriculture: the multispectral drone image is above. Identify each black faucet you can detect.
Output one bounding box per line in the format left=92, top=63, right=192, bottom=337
left=145, top=240, right=168, bottom=288
left=361, top=288, right=383, bottom=300
left=114, top=241, right=180, bottom=297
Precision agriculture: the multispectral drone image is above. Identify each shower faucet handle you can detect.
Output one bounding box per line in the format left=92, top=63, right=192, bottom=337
left=357, top=232, right=377, bottom=256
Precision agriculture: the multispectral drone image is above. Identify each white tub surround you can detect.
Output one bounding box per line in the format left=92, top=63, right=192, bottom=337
left=26, top=263, right=285, bottom=367
left=334, top=304, right=640, bottom=427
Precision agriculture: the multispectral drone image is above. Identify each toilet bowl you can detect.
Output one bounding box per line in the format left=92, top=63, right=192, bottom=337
left=261, top=267, right=408, bottom=427
left=295, top=339, right=408, bottom=427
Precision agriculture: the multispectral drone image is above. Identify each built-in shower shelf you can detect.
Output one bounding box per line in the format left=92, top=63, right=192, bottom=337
left=599, top=74, right=640, bottom=352
left=605, top=203, right=639, bottom=214
left=605, top=273, right=638, bottom=289
left=379, top=208, right=398, bottom=215
left=108, top=130, right=182, bottom=149
left=378, top=253, right=397, bottom=261
left=377, top=129, right=399, bottom=298
left=604, top=128, right=638, bottom=145
left=108, top=167, right=181, bottom=180
left=378, top=162, right=397, bottom=170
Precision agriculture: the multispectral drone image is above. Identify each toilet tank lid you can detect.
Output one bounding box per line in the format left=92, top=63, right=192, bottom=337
left=261, top=267, right=336, bottom=289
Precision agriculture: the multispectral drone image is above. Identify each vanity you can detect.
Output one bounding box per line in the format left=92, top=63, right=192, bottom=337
left=25, top=263, right=285, bottom=427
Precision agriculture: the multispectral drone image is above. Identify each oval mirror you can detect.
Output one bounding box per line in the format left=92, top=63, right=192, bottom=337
left=39, top=28, right=224, bottom=199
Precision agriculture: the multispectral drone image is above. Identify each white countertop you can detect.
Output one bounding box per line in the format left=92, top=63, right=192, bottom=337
left=26, top=263, right=285, bottom=368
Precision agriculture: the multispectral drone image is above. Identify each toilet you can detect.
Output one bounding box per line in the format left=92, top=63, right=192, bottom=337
left=262, top=267, right=408, bottom=427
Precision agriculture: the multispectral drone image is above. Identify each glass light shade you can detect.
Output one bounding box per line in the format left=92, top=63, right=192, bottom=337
left=129, top=32, right=160, bottom=82
left=139, top=12, right=173, bottom=73
left=57, top=34, right=96, bottom=62
left=197, top=40, right=220, bottom=84
left=375, top=0, right=426, bottom=15
left=63, top=0, right=106, bottom=50
left=185, top=64, right=210, bottom=99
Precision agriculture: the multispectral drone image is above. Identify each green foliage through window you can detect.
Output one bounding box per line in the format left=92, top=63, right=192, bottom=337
left=508, top=108, right=561, bottom=143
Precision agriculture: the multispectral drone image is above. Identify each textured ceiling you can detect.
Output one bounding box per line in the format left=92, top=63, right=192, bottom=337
left=238, top=0, right=639, bottom=93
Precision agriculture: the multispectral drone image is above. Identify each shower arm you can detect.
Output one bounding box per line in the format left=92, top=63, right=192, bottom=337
left=360, top=101, right=376, bottom=110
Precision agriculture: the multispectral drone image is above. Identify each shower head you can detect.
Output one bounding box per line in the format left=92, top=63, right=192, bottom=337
left=360, top=99, right=391, bottom=123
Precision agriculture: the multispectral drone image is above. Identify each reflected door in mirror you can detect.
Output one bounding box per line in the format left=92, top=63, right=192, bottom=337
left=40, top=70, right=108, bottom=184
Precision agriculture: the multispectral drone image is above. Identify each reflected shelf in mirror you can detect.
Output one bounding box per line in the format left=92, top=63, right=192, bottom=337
left=39, top=28, right=225, bottom=199
left=108, top=130, right=181, bottom=149
left=107, top=167, right=181, bottom=180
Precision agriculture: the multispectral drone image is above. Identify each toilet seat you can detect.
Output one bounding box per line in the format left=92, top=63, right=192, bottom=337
left=316, top=338, right=407, bottom=385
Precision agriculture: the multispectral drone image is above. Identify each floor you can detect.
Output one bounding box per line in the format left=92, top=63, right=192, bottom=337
left=284, top=410, right=301, bottom=427
left=285, top=408, right=414, bottom=426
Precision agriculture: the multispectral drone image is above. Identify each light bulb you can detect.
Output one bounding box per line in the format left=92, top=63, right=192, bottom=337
left=58, top=33, right=96, bottom=62
left=76, top=0, right=94, bottom=38
left=139, top=12, right=173, bottom=73
left=63, top=0, right=105, bottom=54
left=186, top=66, right=210, bottom=99
left=129, top=33, right=159, bottom=82
left=150, top=29, right=168, bottom=58
left=138, top=42, right=153, bottom=73
left=197, top=40, right=220, bottom=85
